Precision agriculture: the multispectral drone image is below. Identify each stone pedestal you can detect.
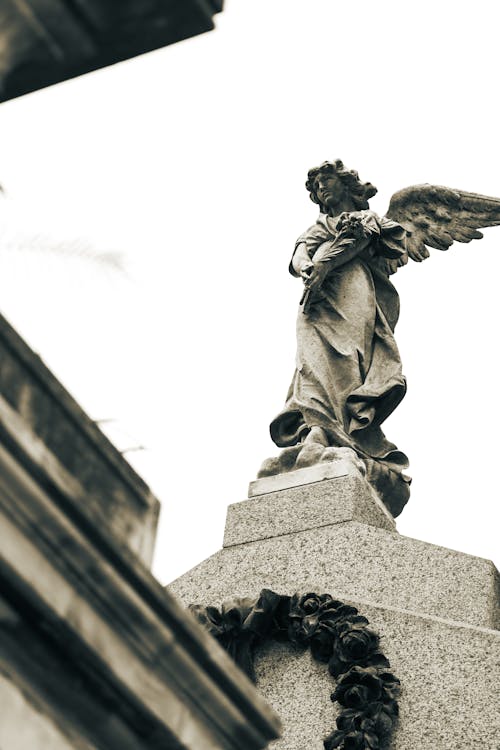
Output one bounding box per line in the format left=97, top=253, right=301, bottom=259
left=168, top=460, right=500, bottom=749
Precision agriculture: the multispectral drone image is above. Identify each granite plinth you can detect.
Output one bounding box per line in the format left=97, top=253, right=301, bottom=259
left=225, top=465, right=395, bottom=547
left=168, top=472, right=500, bottom=749
left=171, top=571, right=500, bottom=750
left=253, top=602, right=500, bottom=750
left=174, top=466, right=498, bottom=630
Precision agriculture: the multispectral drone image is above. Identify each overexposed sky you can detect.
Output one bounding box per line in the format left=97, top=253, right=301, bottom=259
left=0, top=0, right=499, bottom=583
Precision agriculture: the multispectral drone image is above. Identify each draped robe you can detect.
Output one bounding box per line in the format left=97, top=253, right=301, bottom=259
left=270, top=211, right=411, bottom=515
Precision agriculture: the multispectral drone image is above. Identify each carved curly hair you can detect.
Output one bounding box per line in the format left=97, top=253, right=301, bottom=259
left=306, top=159, right=377, bottom=211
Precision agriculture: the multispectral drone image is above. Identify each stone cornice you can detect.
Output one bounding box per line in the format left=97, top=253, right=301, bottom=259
left=0, top=0, right=224, bottom=102
left=0, top=438, right=281, bottom=750
left=0, top=313, right=159, bottom=565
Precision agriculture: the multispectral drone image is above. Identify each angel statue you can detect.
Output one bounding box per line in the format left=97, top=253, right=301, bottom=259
left=259, top=159, right=500, bottom=516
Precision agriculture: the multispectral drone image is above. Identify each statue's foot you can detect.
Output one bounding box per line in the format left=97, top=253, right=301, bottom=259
left=257, top=455, right=282, bottom=478
left=257, top=445, right=302, bottom=477
left=321, top=446, right=366, bottom=475
left=295, top=426, right=350, bottom=468
left=257, top=430, right=366, bottom=478
left=278, top=445, right=303, bottom=471
left=295, top=442, right=325, bottom=468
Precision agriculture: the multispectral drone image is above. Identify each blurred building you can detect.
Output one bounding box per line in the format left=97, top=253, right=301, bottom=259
left=0, top=0, right=224, bottom=102
left=0, top=312, right=280, bottom=750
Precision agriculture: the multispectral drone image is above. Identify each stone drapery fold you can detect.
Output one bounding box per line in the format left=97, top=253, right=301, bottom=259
left=271, top=211, right=410, bottom=516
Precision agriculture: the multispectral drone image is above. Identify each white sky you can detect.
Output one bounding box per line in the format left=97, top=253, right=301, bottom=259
left=0, top=0, right=499, bottom=584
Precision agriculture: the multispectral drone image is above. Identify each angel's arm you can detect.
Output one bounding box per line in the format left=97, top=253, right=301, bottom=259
left=294, top=212, right=374, bottom=275
left=316, top=236, right=369, bottom=267
left=291, top=241, right=314, bottom=278
left=301, top=216, right=376, bottom=306
left=292, top=235, right=368, bottom=279
left=304, top=240, right=368, bottom=304
left=290, top=222, right=332, bottom=279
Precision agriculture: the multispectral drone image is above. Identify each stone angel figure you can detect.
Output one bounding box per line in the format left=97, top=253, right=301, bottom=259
left=260, top=159, right=500, bottom=516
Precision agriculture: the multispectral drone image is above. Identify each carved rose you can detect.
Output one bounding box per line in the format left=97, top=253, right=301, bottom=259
left=331, top=667, right=383, bottom=708
left=288, top=593, right=362, bottom=662
left=334, top=701, right=398, bottom=742
left=191, top=590, right=399, bottom=750
left=331, top=666, right=401, bottom=709
left=325, top=697, right=399, bottom=750
left=335, top=623, right=379, bottom=660
left=328, top=622, right=388, bottom=677
left=312, top=611, right=369, bottom=662
left=288, top=593, right=337, bottom=643
left=324, top=729, right=380, bottom=750
left=189, top=589, right=282, bottom=680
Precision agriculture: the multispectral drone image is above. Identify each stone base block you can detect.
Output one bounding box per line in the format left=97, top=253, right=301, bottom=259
left=173, top=518, right=498, bottom=629
left=225, top=466, right=395, bottom=547
left=252, top=602, right=500, bottom=750
left=168, top=473, right=500, bottom=749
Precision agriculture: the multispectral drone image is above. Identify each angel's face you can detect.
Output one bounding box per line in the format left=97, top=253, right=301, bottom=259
left=314, top=171, right=346, bottom=212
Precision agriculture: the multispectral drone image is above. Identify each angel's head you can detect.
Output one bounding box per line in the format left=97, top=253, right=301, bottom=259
left=306, top=160, right=377, bottom=214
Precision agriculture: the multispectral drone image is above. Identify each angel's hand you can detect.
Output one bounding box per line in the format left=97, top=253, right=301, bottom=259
left=299, top=261, right=314, bottom=282
left=336, top=211, right=367, bottom=239
left=305, top=261, right=329, bottom=294
left=336, top=211, right=354, bottom=229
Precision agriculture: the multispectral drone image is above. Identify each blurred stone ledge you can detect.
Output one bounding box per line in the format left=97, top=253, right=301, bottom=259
left=0, top=0, right=224, bottom=103
left=0, top=311, right=280, bottom=750
left=0, top=437, right=280, bottom=750
left=0, top=313, right=158, bottom=566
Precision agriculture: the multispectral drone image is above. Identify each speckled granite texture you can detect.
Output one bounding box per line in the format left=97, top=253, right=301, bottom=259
left=224, top=470, right=395, bottom=547
left=171, top=520, right=498, bottom=629
left=252, top=603, right=500, bottom=750
left=168, top=479, right=500, bottom=749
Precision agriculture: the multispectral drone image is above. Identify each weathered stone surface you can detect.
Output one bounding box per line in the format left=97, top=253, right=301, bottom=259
left=172, top=518, right=499, bottom=630
left=0, top=673, right=81, bottom=750
left=169, top=465, right=500, bottom=748
left=0, top=0, right=224, bottom=102
left=0, top=438, right=281, bottom=750
left=250, top=460, right=349, bottom=497
left=252, top=603, right=500, bottom=750
left=225, top=466, right=395, bottom=547
left=0, top=313, right=159, bottom=566
left=494, top=566, right=500, bottom=631
left=170, top=537, right=500, bottom=749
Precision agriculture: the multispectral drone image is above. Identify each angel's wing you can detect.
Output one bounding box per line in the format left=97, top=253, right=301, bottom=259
left=380, top=184, right=500, bottom=274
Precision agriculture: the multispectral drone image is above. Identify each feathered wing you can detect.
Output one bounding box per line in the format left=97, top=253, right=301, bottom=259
left=378, top=184, right=500, bottom=274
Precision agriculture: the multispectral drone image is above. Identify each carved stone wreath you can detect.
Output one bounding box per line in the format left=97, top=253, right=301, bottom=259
left=190, top=590, right=400, bottom=750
